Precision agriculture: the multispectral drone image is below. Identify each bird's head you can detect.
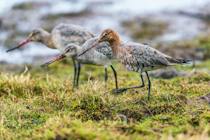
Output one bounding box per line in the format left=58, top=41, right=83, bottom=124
left=63, top=44, right=78, bottom=57
left=6, top=28, right=48, bottom=52
left=98, top=29, right=120, bottom=44
left=77, top=29, right=120, bottom=57
left=29, top=28, right=47, bottom=42
left=41, top=44, right=78, bottom=67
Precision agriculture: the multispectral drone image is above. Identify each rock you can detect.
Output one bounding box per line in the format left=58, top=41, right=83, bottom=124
left=155, top=41, right=204, bottom=61
left=150, top=68, right=187, bottom=79
left=0, top=63, right=25, bottom=73
left=178, top=11, right=210, bottom=22
left=177, top=3, right=210, bottom=23
left=200, top=93, right=210, bottom=104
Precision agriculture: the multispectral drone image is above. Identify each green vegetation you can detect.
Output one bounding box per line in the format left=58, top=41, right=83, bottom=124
left=2, top=1, right=210, bottom=139
left=0, top=59, right=210, bottom=140
left=12, top=2, right=47, bottom=10
left=122, top=18, right=168, bottom=42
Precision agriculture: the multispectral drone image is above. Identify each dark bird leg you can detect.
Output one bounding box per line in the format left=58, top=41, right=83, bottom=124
left=126, top=73, right=145, bottom=89
left=145, top=71, right=151, bottom=100
left=75, top=62, right=81, bottom=88
left=104, top=67, right=108, bottom=88
left=115, top=72, right=151, bottom=100
left=112, top=73, right=145, bottom=94
left=110, top=65, right=119, bottom=89
left=72, top=58, right=78, bottom=89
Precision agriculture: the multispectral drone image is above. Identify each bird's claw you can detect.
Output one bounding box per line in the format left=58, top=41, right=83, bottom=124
left=112, top=88, right=128, bottom=94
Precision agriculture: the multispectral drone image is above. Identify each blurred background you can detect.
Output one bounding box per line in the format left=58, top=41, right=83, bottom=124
left=0, top=0, right=210, bottom=69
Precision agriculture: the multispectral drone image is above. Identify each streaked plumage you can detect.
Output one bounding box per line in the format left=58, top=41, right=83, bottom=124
left=79, top=29, right=190, bottom=99
left=42, top=36, right=118, bottom=90
left=6, top=24, right=118, bottom=90
left=77, top=37, right=112, bottom=62
left=51, top=23, right=94, bottom=51
left=118, top=42, right=188, bottom=72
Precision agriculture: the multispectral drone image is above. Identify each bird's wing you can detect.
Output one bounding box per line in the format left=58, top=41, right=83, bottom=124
left=95, top=42, right=112, bottom=59
left=52, top=23, right=94, bottom=47
left=82, top=37, right=112, bottom=59
left=122, top=43, right=171, bottom=72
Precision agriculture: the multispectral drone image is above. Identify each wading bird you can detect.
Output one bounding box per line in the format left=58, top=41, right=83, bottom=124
left=41, top=37, right=118, bottom=90
left=6, top=24, right=118, bottom=89
left=79, top=29, right=190, bottom=99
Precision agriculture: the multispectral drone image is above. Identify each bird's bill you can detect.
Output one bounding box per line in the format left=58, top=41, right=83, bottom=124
left=6, top=38, right=31, bottom=52
left=78, top=40, right=100, bottom=57
left=41, top=54, right=66, bottom=67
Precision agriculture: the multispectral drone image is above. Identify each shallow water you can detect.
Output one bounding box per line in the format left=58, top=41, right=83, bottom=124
left=0, top=0, right=208, bottom=14
left=0, top=44, right=59, bottom=64
left=110, top=0, right=208, bottom=14
left=0, top=0, right=209, bottom=64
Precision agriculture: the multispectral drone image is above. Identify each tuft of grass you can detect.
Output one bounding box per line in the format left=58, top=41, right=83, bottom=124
left=0, top=61, right=210, bottom=140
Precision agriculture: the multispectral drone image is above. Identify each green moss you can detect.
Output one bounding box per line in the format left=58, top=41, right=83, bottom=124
left=122, top=18, right=168, bottom=42
left=0, top=61, right=210, bottom=139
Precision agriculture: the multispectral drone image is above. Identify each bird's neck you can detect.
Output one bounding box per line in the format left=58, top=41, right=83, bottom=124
left=41, top=32, right=55, bottom=49
left=109, top=38, right=121, bottom=57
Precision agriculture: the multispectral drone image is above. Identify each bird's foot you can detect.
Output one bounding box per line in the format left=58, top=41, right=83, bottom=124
left=112, top=88, right=128, bottom=94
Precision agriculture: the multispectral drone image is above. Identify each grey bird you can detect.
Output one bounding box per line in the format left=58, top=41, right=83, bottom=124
left=78, top=29, right=190, bottom=99
left=6, top=24, right=118, bottom=89
left=41, top=37, right=118, bottom=90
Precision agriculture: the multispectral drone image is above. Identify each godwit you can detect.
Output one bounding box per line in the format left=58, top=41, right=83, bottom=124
left=6, top=24, right=118, bottom=89
left=41, top=37, right=119, bottom=90
left=79, top=29, right=190, bottom=99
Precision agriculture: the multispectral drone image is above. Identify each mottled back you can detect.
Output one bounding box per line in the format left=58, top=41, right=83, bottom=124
left=119, top=42, right=171, bottom=72
left=51, top=23, right=94, bottom=51
left=82, top=37, right=112, bottom=59
left=76, top=37, right=112, bottom=65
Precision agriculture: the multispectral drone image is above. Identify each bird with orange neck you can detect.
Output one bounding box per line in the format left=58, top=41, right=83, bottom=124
left=6, top=24, right=118, bottom=90
left=79, top=29, right=190, bottom=99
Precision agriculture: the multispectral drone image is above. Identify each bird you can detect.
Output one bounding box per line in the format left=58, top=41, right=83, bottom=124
left=79, top=29, right=190, bottom=100
left=6, top=24, right=118, bottom=90
left=41, top=37, right=119, bottom=90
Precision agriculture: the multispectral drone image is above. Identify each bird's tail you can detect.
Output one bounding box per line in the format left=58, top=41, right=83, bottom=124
left=166, top=57, right=191, bottom=64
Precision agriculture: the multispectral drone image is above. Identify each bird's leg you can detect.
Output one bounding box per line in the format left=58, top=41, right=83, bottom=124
left=104, top=67, right=108, bottom=88
left=110, top=65, right=119, bottom=89
left=145, top=71, right=151, bottom=100
left=75, top=63, right=81, bottom=88
left=126, top=73, right=145, bottom=89
left=72, top=58, right=77, bottom=89
left=112, top=73, right=145, bottom=94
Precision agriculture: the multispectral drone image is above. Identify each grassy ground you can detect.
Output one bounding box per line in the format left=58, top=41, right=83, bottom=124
left=0, top=59, right=210, bottom=140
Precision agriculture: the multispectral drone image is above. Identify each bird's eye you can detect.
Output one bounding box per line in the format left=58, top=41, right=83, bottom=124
left=66, top=47, right=74, bottom=52
left=101, top=33, right=107, bottom=38
left=65, top=48, right=69, bottom=52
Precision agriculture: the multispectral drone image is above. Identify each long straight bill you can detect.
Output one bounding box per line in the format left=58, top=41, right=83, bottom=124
left=41, top=54, right=66, bottom=67
left=78, top=40, right=99, bottom=57
left=6, top=38, right=31, bottom=52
